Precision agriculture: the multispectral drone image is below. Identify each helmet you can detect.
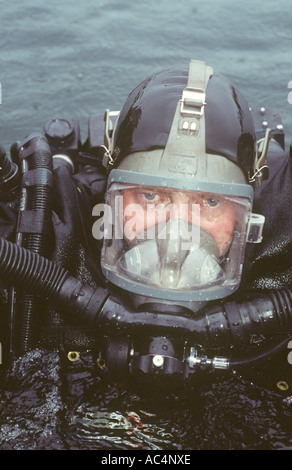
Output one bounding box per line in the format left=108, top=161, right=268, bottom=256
left=99, top=60, right=269, bottom=310
left=111, top=64, right=256, bottom=178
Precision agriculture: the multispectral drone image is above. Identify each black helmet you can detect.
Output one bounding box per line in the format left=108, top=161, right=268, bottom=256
left=111, top=64, right=257, bottom=181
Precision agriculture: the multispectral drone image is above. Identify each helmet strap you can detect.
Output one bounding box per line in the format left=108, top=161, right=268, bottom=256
left=161, top=60, right=213, bottom=171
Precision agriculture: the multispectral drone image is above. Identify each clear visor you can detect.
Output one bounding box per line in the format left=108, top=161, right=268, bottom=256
left=99, top=183, right=252, bottom=301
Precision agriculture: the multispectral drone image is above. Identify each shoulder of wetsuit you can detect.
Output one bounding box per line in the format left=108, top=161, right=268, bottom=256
left=242, top=141, right=292, bottom=291
left=72, top=161, right=108, bottom=206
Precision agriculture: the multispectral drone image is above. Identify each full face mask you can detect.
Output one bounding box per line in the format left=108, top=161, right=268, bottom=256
left=100, top=175, right=262, bottom=305
left=99, top=60, right=269, bottom=309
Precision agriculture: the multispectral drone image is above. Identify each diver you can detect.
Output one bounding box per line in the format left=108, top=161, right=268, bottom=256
left=0, top=59, right=291, bottom=394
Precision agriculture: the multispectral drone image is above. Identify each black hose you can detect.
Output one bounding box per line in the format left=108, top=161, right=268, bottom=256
left=0, top=234, right=291, bottom=347
left=228, top=336, right=291, bottom=368
left=0, top=237, right=109, bottom=323
left=1, top=237, right=68, bottom=295
left=14, top=134, right=53, bottom=355
left=0, top=233, right=291, bottom=364
left=97, top=296, right=231, bottom=345
left=98, top=294, right=292, bottom=348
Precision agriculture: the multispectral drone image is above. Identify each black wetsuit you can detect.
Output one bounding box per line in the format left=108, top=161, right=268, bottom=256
left=0, top=133, right=291, bottom=395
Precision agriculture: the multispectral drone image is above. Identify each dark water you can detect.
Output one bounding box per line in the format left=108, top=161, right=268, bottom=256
left=0, top=0, right=292, bottom=453
left=1, top=349, right=292, bottom=451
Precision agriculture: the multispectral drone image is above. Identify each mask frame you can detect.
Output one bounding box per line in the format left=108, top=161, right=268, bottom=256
left=100, top=170, right=263, bottom=303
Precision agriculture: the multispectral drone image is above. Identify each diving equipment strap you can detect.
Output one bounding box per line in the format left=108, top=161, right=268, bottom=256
left=161, top=60, right=213, bottom=167
left=180, top=59, right=212, bottom=118
left=249, top=127, right=272, bottom=187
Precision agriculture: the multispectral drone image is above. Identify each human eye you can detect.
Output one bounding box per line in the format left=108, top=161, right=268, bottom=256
left=137, top=191, right=170, bottom=206
left=204, top=197, right=219, bottom=208
left=142, top=192, right=159, bottom=202
left=199, top=195, right=221, bottom=212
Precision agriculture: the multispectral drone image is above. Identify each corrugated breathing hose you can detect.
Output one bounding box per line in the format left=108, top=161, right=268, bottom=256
left=0, top=234, right=291, bottom=363
left=13, top=133, right=54, bottom=355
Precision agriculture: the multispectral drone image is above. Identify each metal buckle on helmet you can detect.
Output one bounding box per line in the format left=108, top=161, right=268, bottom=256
left=180, top=60, right=212, bottom=119
left=180, top=87, right=206, bottom=117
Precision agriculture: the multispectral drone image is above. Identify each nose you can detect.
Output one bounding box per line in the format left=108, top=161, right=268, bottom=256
left=169, top=192, right=200, bottom=224
left=171, top=192, right=190, bottom=205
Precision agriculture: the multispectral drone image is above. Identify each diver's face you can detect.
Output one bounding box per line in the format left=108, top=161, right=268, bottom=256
left=122, top=187, right=238, bottom=255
